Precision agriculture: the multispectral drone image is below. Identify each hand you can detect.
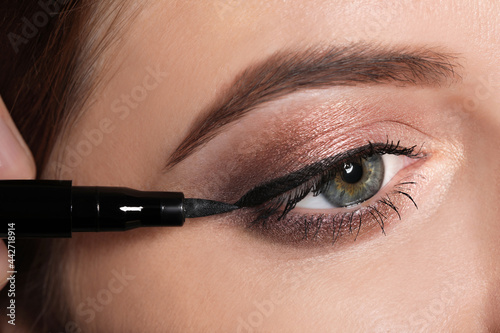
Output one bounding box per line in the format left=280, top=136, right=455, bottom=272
left=0, top=96, right=36, bottom=290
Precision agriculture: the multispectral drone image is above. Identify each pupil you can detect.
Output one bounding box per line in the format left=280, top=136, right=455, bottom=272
left=341, top=162, right=363, bottom=184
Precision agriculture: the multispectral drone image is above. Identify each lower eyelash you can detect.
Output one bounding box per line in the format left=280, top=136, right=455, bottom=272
left=244, top=179, right=419, bottom=245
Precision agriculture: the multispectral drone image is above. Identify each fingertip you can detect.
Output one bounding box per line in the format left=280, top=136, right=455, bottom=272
left=0, top=96, right=36, bottom=180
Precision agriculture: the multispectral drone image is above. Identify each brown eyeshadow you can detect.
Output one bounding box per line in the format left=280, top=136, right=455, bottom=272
left=209, top=100, right=368, bottom=203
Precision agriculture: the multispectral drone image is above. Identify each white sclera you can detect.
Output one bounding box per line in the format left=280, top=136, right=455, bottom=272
left=295, top=154, right=406, bottom=210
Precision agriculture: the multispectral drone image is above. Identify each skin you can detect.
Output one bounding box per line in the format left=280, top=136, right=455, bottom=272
left=3, top=0, right=500, bottom=331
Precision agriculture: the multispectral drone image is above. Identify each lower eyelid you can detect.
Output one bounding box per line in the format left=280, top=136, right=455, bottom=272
left=240, top=173, right=422, bottom=247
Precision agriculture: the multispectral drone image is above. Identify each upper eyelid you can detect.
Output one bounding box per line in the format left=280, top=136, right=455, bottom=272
left=234, top=141, right=422, bottom=208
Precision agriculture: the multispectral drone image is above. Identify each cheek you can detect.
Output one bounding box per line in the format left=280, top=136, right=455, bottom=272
left=64, top=225, right=270, bottom=330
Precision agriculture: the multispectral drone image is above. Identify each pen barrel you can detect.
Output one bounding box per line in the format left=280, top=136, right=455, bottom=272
left=71, top=187, right=185, bottom=231
left=0, top=180, right=72, bottom=238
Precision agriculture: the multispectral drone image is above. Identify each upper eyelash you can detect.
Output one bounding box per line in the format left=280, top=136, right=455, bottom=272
left=235, top=139, right=424, bottom=220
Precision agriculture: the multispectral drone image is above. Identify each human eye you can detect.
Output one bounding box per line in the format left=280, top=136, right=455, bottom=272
left=234, top=140, right=424, bottom=245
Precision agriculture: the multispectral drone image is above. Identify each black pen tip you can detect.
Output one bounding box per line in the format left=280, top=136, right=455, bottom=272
left=184, top=198, right=239, bottom=218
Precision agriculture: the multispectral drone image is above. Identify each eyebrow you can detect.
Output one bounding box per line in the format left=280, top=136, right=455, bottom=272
left=166, top=43, right=460, bottom=168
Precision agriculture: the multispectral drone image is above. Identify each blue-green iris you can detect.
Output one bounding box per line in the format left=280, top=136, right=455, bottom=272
left=322, top=154, right=384, bottom=207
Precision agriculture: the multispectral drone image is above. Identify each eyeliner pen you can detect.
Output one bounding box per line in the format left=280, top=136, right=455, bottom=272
left=0, top=180, right=239, bottom=238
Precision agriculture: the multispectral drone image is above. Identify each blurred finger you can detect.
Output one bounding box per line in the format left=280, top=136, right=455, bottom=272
left=0, top=96, right=36, bottom=179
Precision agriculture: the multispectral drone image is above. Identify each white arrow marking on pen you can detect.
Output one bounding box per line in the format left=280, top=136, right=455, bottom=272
left=120, top=206, right=144, bottom=212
